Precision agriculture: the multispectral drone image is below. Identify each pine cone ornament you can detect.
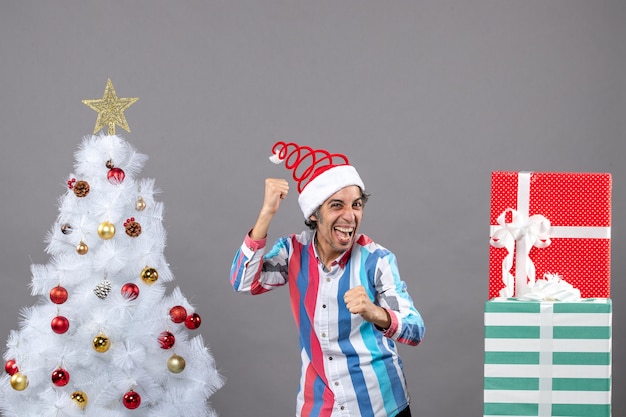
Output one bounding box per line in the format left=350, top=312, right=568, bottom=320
left=124, top=218, right=142, bottom=237
left=73, top=180, right=90, bottom=197
left=94, top=278, right=112, bottom=299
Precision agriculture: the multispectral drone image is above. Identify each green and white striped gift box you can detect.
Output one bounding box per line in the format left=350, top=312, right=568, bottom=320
left=484, top=298, right=612, bottom=417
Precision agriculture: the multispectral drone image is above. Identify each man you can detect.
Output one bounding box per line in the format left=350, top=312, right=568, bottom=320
left=230, top=141, right=425, bottom=417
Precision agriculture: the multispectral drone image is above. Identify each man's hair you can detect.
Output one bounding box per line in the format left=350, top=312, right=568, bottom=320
left=304, top=189, right=370, bottom=230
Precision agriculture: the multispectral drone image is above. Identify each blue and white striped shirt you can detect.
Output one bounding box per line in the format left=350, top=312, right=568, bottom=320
left=231, top=230, right=425, bottom=417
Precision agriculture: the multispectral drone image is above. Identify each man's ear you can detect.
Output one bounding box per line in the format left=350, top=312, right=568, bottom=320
left=309, top=214, right=318, bottom=222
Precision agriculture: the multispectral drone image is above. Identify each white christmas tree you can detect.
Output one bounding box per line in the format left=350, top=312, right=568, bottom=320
left=0, top=79, right=223, bottom=417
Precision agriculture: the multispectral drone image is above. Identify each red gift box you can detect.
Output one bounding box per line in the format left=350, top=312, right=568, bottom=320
left=488, top=171, right=612, bottom=299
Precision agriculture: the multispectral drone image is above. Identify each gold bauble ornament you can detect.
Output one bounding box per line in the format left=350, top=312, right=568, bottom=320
left=76, top=241, right=89, bottom=255
left=167, top=354, right=186, bottom=373
left=97, top=221, right=116, bottom=240
left=135, top=196, right=146, bottom=211
left=71, top=390, right=88, bottom=410
left=10, top=372, right=29, bottom=391
left=92, top=333, right=111, bottom=353
left=140, top=266, right=158, bottom=285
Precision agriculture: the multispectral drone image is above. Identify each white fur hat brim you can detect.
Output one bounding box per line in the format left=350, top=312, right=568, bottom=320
left=297, top=165, right=365, bottom=219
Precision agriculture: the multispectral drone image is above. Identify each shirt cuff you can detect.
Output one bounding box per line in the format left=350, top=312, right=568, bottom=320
left=381, top=308, right=400, bottom=339
left=244, top=230, right=267, bottom=251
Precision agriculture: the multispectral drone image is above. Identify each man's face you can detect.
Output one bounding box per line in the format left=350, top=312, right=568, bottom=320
left=310, top=185, right=364, bottom=261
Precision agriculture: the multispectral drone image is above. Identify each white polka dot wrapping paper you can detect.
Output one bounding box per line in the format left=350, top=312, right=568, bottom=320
left=488, top=171, right=612, bottom=299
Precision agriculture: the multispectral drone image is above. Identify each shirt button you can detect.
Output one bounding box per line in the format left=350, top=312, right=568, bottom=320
left=329, top=356, right=333, bottom=361
left=340, top=406, right=345, bottom=410
left=322, top=304, right=327, bottom=309
left=321, top=333, right=326, bottom=338
left=326, top=278, right=331, bottom=282
left=334, top=381, right=339, bottom=386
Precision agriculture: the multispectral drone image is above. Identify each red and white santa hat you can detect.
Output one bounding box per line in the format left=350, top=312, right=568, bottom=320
left=270, top=141, right=365, bottom=219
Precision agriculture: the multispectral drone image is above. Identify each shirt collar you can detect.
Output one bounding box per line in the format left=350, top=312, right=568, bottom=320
left=310, top=232, right=352, bottom=269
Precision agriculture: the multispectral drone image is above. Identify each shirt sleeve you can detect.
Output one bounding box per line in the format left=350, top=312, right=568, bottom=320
left=230, top=232, right=290, bottom=295
left=374, top=251, right=425, bottom=346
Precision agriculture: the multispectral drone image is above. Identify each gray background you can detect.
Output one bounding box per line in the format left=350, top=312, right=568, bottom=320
left=1, top=1, right=624, bottom=416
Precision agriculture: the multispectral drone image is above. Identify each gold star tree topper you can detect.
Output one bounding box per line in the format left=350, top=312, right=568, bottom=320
left=82, top=79, right=139, bottom=135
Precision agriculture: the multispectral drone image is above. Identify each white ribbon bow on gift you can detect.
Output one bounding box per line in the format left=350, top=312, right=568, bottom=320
left=517, top=272, right=581, bottom=301
left=490, top=208, right=552, bottom=297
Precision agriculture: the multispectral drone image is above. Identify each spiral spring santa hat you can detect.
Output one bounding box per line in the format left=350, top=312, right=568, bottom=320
left=269, top=141, right=365, bottom=219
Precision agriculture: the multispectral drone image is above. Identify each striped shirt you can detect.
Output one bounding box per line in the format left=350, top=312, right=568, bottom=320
left=230, top=230, right=425, bottom=417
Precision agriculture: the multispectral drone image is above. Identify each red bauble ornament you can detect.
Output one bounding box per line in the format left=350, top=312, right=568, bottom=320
left=5, top=359, right=18, bottom=376
left=158, top=331, right=176, bottom=349
left=107, top=167, right=126, bottom=185
left=123, top=390, right=141, bottom=409
left=169, top=306, right=187, bottom=324
left=51, top=316, right=70, bottom=334
left=51, top=368, right=70, bottom=386
left=50, top=285, right=68, bottom=304
left=185, top=313, right=202, bottom=330
left=121, top=283, right=140, bottom=300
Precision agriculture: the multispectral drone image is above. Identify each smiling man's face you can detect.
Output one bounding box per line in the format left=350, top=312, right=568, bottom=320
left=310, top=185, right=364, bottom=266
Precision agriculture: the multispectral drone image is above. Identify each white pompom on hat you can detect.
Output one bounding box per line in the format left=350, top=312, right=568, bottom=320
left=269, top=141, right=365, bottom=219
